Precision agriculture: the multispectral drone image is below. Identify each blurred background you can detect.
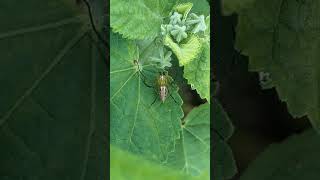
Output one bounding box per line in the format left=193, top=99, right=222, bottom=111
left=214, top=13, right=312, bottom=179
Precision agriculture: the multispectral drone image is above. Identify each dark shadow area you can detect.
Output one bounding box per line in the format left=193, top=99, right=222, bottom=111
left=214, top=14, right=312, bottom=179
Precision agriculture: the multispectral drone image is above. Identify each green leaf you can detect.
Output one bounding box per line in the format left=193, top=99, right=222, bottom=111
left=213, top=100, right=237, bottom=180
left=111, top=145, right=204, bottom=180
left=178, top=0, right=210, bottom=16
left=174, top=2, right=193, bottom=20
left=110, top=32, right=184, bottom=163
left=164, top=35, right=202, bottom=66
left=0, top=1, right=107, bottom=179
left=166, top=103, right=210, bottom=177
left=240, top=129, right=320, bottom=180
left=183, top=41, right=210, bottom=101
left=222, top=0, right=256, bottom=15
left=110, top=0, right=177, bottom=40
left=205, top=16, right=210, bottom=37
left=233, top=0, right=320, bottom=131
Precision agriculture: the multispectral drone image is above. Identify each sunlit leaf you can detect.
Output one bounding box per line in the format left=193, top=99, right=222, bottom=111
left=110, top=0, right=177, bottom=40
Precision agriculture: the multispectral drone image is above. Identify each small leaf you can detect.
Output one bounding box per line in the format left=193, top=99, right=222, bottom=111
left=164, top=35, right=202, bottom=66
left=240, top=129, right=320, bottom=180
left=183, top=42, right=210, bottom=101
left=177, top=0, right=210, bottom=16
left=173, top=2, right=193, bottom=20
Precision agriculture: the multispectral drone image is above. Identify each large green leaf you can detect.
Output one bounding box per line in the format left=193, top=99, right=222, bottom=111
left=110, top=0, right=177, bottom=40
left=166, top=103, right=210, bottom=178
left=110, top=32, right=184, bottom=163
left=231, top=0, right=320, bottom=131
left=213, top=99, right=237, bottom=180
left=240, top=129, right=320, bottom=180
left=0, top=0, right=107, bottom=179
left=183, top=40, right=210, bottom=101
left=111, top=145, right=207, bottom=180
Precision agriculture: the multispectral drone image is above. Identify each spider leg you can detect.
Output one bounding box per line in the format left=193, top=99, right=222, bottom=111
left=150, top=96, right=158, bottom=107
left=142, top=67, right=159, bottom=74
left=167, top=88, right=179, bottom=105
left=136, top=67, right=154, bottom=88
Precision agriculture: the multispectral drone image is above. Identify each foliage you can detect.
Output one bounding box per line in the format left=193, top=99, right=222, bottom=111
left=166, top=103, right=210, bottom=176
left=110, top=0, right=212, bottom=179
left=240, top=129, right=320, bottom=180
left=220, top=0, right=320, bottom=179
left=110, top=145, right=206, bottom=180
left=110, top=0, right=176, bottom=40
left=212, top=100, right=237, bottom=180
left=0, top=0, right=107, bottom=179
left=110, top=32, right=183, bottom=163
left=224, top=0, right=320, bottom=132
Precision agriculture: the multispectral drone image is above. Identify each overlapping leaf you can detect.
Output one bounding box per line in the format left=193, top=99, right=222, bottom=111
left=0, top=0, right=107, bottom=179
left=228, top=0, right=320, bottom=131
left=110, top=0, right=177, bottom=40
left=110, top=32, right=184, bottom=163
left=183, top=38, right=210, bottom=101
left=166, top=103, right=210, bottom=178
left=240, top=129, right=320, bottom=180
left=166, top=100, right=236, bottom=179
left=213, top=99, right=237, bottom=180
left=183, top=15, right=210, bottom=101
left=178, top=0, right=210, bottom=16
left=111, top=145, right=205, bottom=180
left=164, top=35, right=202, bottom=66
